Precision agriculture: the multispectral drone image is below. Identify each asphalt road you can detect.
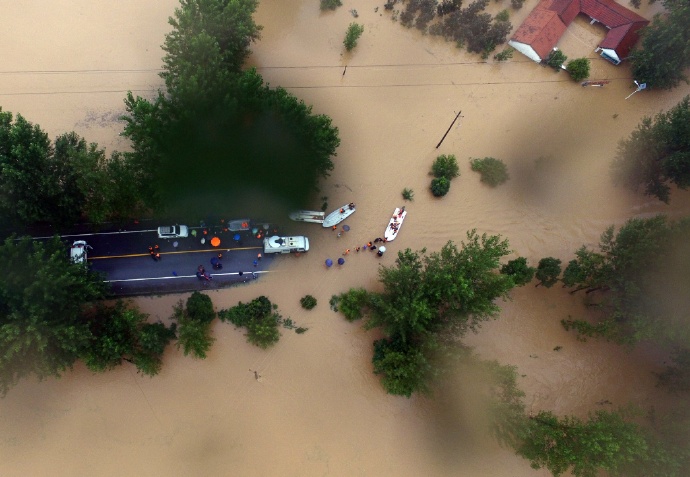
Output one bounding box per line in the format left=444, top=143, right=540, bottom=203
left=57, top=223, right=279, bottom=296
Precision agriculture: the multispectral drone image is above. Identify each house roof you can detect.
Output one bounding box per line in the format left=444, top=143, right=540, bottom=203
left=512, top=6, right=568, bottom=59
left=510, top=0, right=649, bottom=61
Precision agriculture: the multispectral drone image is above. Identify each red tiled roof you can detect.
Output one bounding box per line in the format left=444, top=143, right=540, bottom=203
left=580, top=0, right=648, bottom=27
left=512, top=6, right=567, bottom=59
left=511, top=0, right=649, bottom=61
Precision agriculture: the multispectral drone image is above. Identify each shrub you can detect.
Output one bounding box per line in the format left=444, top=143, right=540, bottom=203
left=430, top=177, right=451, bottom=196
left=500, top=257, right=536, bottom=286
left=300, top=294, right=317, bottom=310
left=336, top=288, right=370, bottom=321
left=320, top=0, right=342, bottom=10
left=402, top=188, right=415, bottom=201
left=431, top=154, right=460, bottom=179
left=344, top=23, right=364, bottom=51
left=173, top=302, right=215, bottom=359
left=546, top=49, right=567, bottom=70
left=470, top=157, right=510, bottom=186
left=496, top=9, right=510, bottom=21
left=185, top=291, right=215, bottom=324
left=566, top=58, right=590, bottom=82
left=511, top=0, right=525, bottom=9
left=219, top=296, right=281, bottom=348
left=494, top=47, right=514, bottom=61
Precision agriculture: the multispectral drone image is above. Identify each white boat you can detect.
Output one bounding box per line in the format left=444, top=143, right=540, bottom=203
left=322, top=203, right=356, bottom=228
left=384, top=207, right=407, bottom=241
left=289, top=210, right=325, bottom=224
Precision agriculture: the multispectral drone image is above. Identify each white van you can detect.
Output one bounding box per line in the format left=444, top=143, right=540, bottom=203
left=263, top=236, right=309, bottom=254
left=70, top=240, right=91, bottom=264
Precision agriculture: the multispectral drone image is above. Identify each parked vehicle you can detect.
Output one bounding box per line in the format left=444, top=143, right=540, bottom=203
left=263, top=235, right=309, bottom=254
left=157, top=225, right=189, bottom=239
left=70, top=240, right=91, bottom=264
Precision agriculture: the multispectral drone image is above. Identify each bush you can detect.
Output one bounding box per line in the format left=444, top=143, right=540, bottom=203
left=185, top=291, right=215, bottom=324
left=402, top=188, right=415, bottom=201
left=494, top=47, right=514, bottom=61
left=566, top=58, right=590, bottom=82
left=300, top=295, right=317, bottom=310
left=344, top=23, right=364, bottom=51
left=470, top=157, right=510, bottom=186
left=320, top=0, right=342, bottom=10
left=511, top=0, right=525, bottom=9
left=430, top=177, right=451, bottom=196
left=431, top=154, right=460, bottom=179
left=546, top=49, right=567, bottom=70
left=500, top=257, right=535, bottom=286
left=173, top=302, right=215, bottom=359
left=336, top=288, right=370, bottom=321
left=496, top=9, right=510, bottom=22
left=219, top=296, right=281, bottom=348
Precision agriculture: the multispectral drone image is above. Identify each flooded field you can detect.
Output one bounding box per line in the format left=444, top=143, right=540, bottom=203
left=1, top=0, right=689, bottom=475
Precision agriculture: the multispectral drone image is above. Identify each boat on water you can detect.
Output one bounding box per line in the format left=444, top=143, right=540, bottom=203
left=322, top=203, right=356, bottom=228
left=384, top=207, right=406, bottom=241
left=289, top=210, right=325, bottom=224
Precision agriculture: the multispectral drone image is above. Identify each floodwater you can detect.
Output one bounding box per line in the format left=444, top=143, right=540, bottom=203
left=1, top=0, right=690, bottom=476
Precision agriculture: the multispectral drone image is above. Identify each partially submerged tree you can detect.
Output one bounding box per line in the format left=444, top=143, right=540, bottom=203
left=561, top=215, right=690, bottom=346
left=630, top=0, right=690, bottom=90
left=611, top=95, right=690, bottom=203
left=335, top=231, right=515, bottom=395
left=535, top=257, right=562, bottom=287
left=546, top=49, right=567, bottom=70
left=566, top=58, right=590, bottom=81
left=344, top=23, right=364, bottom=51
left=500, top=257, right=536, bottom=286
left=173, top=292, right=216, bottom=359
left=470, top=157, right=510, bottom=186
left=0, top=236, right=106, bottom=396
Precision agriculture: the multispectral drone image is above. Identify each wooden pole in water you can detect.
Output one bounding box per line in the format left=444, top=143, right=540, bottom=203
left=436, top=110, right=462, bottom=149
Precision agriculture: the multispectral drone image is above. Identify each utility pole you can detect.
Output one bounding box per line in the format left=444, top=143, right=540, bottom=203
left=435, top=110, right=463, bottom=149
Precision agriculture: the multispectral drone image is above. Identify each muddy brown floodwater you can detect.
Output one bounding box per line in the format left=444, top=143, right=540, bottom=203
left=1, top=0, right=690, bottom=476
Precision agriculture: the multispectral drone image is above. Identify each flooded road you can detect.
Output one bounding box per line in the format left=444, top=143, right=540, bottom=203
left=1, top=0, right=689, bottom=475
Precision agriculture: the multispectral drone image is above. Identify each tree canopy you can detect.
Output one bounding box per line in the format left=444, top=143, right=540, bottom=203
left=120, top=0, right=340, bottom=221
left=0, top=236, right=106, bottom=396
left=630, top=0, right=690, bottom=90
left=611, top=95, right=690, bottom=203
left=336, top=231, right=515, bottom=396
left=561, top=215, right=690, bottom=346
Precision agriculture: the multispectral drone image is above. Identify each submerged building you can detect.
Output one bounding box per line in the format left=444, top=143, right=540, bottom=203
left=508, top=0, right=649, bottom=65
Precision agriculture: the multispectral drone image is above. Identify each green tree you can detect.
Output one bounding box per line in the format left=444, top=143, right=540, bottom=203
left=186, top=291, right=216, bottom=323
left=372, top=336, right=432, bottom=397
left=500, top=257, right=535, bottom=286
left=320, top=0, right=342, bottom=10
left=535, top=257, right=561, bottom=287
left=566, top=58, right=590, bottom=81
left=494, top=46, right=514, bottom=61
left=431, top=154, right=460, bottom=179
left=630, top=0, right=690, bottom=90
left=470, top=157, right=510, bottom=186
left=173, top=299, right=215, bottom=359
left=162, top=0, right=262, bottom=88
left=218, top=296, right=281, bottom=348
left=0, top=110, right=54, bottom=225
left=561, top=216, right=690, bottom=345
left=611, top=96, right=690, bottom=203
left=300, top=295, right=317, bottom=310
left=430, top=176, right=451, bottom=196
left=344, top=23, right=364, bottom=51
left=546, top=49, right=567, bottom=70
left=0, top=236, right=106, bottom=396
left=517, top=409, right=648, bottom=477
left=81, top=301, right=176, bottom=376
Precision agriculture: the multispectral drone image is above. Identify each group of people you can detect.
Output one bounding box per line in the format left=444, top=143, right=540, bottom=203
left=342, top=239, right=386, bottom=257
left=148, top=245, right=161, bottom=261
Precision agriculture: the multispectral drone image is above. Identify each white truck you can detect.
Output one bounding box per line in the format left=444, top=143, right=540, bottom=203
left=263, top=235, right=309, bottom=254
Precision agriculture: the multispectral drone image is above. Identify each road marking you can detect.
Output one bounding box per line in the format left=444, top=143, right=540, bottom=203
left=105, top=270, right=269, bottom=283
left=90, top=246, right=262, bottom=260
